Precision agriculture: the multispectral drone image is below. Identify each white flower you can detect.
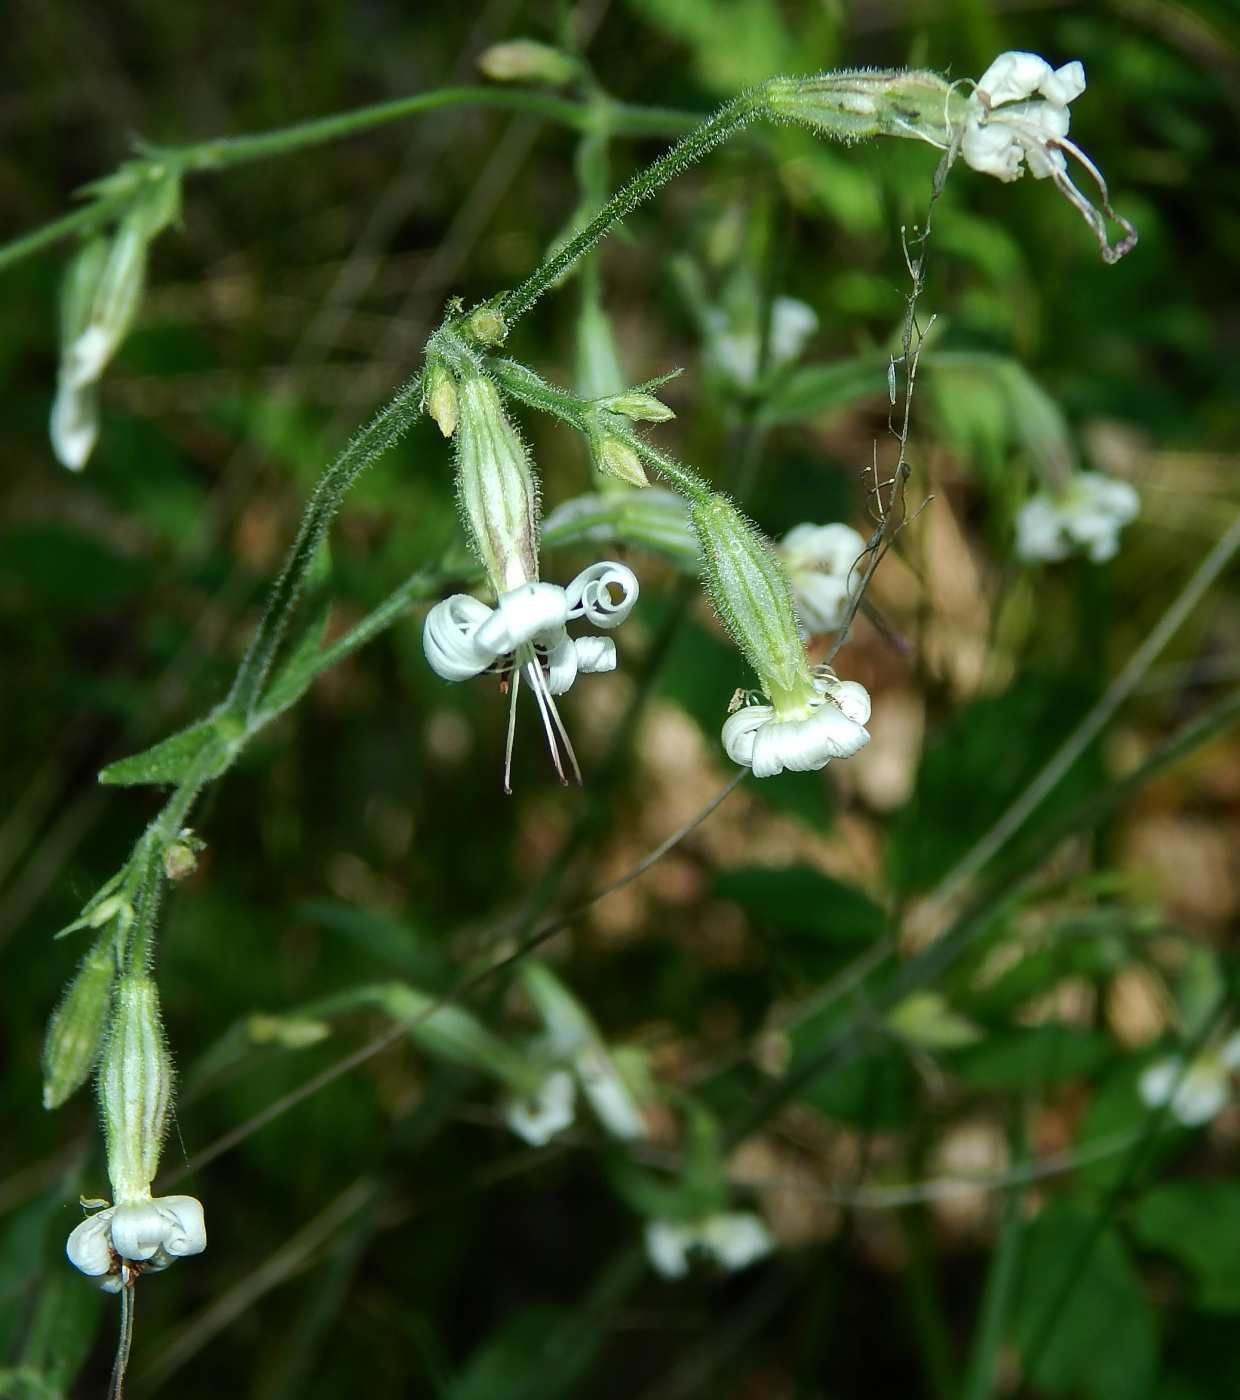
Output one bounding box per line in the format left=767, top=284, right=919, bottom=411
left=66, top=1193, right=206, bottom=1291
left=1139, top=1034, right=1240, bottom=1127
left=423, top=561, right=638, bottom=789
left=723, top=676, right=870, bottom=779
left=775, top=523, right=867, bottom=634
left=504, top=1068, right=576, bottom=1146
left=1015, top=472, right=1139, bottom=564
left=708, top=296, right=818, bottom=388
left=644, top=1212, right=776, bottom=1279
left=961, top=51, right=1137, bottom=264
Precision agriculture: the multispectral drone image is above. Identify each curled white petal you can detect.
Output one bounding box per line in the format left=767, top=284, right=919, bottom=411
left=976, top=50, right=1052, bottom=106
left=565, top=562, right=640, bottom=629
left=66, top=1211, right=115, bottom=1277
left=504, top=1069, right=576, bottom=1146
left=543, top=635, right=579, bottom=696
left=475, top=582, right=569, bottom=654
left=574, top=635, right=616, bottom=675
left=110, top=1195, right=206, bottom=1264
left=423, top=595, right=496, bottom=681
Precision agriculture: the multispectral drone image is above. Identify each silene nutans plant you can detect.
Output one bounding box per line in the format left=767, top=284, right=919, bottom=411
left=8, top=7, right=1240, bottom=1400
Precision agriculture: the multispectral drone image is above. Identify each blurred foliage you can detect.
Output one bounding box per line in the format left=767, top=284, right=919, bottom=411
left=3, top=2, right=1240, bottom=1399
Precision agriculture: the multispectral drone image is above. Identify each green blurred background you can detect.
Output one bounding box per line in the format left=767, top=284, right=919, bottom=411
left=3, top=1, right=1240, bottom=1397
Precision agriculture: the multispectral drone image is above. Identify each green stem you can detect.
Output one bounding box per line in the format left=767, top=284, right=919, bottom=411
left=500, top=90, right=765, bottom=324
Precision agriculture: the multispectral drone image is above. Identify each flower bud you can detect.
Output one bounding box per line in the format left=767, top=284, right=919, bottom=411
left=454, top=369, right=540, bottom=594
left=690, top=495, right=816, bottom=712
left=42, top=938, right=116, bottom=1110
left=100, top=974, right=173, bottom=1201
left=597, top=437, right=651, bottom=488
left=765, top=70, right=966, bottom=148
left=477, top=39, right=577, bottom=87
left=425, top=361, right=460, bottom=438
left=464, top=304, right=508, bottom=346
left=598, top=391, right=676, bottom=423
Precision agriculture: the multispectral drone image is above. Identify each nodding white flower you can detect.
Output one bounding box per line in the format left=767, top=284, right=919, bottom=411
left=775, top=522, right=868, bottom=634
left=1015, top=471, right=1139, bottom=564
left=504, top=1068, right=576, bottom=1147
left=961, top=51, right=1137, bottom=264
left=67, top=1193, right=206, bottom=1292
left=708, top=296, right=818, bottom=389
left=723, top=674, right=871, bottom=778
left=423, top=562, right=638, bottom=790
left=1139, top=1034, right=1240, bottom=1128
left=644, top=1212, right=776, bottom=1279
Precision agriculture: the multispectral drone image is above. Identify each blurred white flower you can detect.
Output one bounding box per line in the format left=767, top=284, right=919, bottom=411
left=66, top=1193, right=206, bottom=1292
left=1139, top=1033, right=1240, bottom=1127
left=962, top=50, right=1137, bottom=264
left=1015, top=472, right=1139, bottom=564
left=708, top=296, right=818, bottom=388
left=775, top=522, right=867, bottom=634
left=644, top=1212, right=776, bottom=1279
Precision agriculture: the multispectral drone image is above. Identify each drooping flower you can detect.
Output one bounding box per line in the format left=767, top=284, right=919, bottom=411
left=1015, top=471, right=1139, bottom=564
left=423, top=349, right=641, bottom=788
left=775, top=522, right=867, bottom=634
left=722, top=672, right=871, bottom=778
left=65, top=974, right=205, bottom=1289
left=644, top=1212, right=776, bottom=1279
left=423, top=562, right=639, bottom=790
left=961, top=50, right=1137, bottom=264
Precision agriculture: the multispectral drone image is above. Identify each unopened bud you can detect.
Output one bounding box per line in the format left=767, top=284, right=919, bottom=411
left=426, top=362, right=460, bottom=438
left=599, top=391, right=676, bottom=423
left=765, top=70, right=965, bottom=147
left=598, top=438, right=651, bottom=488
left=42, top=938, right=116, bottom=1110
left=163, top=828, right=204, bottom=881
left=477, top=39, right=577, bottom=87
left=100, top=974, right=173, bottom=1201
left=464, top=305, right=508, bottom=346
left=691, top=494, right=816, bottom=711
left=455, top=369, right=540, bottom=594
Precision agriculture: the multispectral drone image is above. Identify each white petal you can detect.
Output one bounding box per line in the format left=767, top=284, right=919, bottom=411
left=475, top=582, right=569, bottom=654
left=574, top=635, right=616, bottom=675
left=1041, top=60, right=1086, bottom=106
left=544, top=634, right=579, bottom=696
left=574, top=1044, right=645, bottom=1140
left=749, top=703, right=870, bottom=778
left=961, top=120, right=1025, bottom=182
left=565, top=562, right=640, bottom=629
left=977, top=51, right=1052, bottom=107
left=423, top=595, right=496, bottom=681
left=699, top=1212, right=777, bottom=1271
left=821, top=678, right=872, bottom=724
left=722, top=706, right=772, bottom=768
left=768, top=297, right=819, bottom=367
left=644, top=1220, right=694, bottom=1279
left=66, top=1210, right=116, bottom=1277
left=504, top=1069, right=576, bottom=1147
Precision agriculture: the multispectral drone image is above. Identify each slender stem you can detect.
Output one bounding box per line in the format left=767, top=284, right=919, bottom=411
left=926, top=504, right=1240, bottom=911
left=501, top=91, right=765, bottom=324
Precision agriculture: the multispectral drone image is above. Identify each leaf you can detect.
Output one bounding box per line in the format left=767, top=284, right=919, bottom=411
left=1013, top=1197, right=1157, bottom=1400
left=1132, top=1181, right=1240, bottom=1313
left=97, top=716, right=227, bottom=786
left=756, top=354, right=887, bottom=426
left=949, top=1025, right=1109, bottom=1089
